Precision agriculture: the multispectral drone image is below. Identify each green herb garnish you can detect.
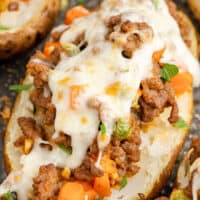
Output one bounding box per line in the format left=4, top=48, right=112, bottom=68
left=76, top=0, right=86, bottom=4
left=61, top=43, right=80, bottom=56
left=59, top=144, right=72, bottom=154
left=0, top=25, right=10, bottom=31
left=120, top=176, right=127, bottom=190
left=100, top=123, right=106, bottom=135
left=174, top=117, right=189, bottom=129
left=152, top=0, right=159, bottom=9
left=9, top=84, right=32, bottom=92
left=161, top=63, right=179, bottom=82
left=2, top=191, right=13, bottom=200
left=114, top=118, right=131, bottom=140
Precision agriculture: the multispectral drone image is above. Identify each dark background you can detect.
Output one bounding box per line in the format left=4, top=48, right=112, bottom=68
left=0, top=0, right=199, bottom=197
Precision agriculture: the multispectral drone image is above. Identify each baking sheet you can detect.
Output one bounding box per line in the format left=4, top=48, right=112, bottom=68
left=0, top=0, right=199, bottom=197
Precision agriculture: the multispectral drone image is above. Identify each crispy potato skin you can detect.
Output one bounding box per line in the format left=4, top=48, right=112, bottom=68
left=176, top=10, right=198, bottom=58
left=146, top=93, right=193, bottom=200
left=189, top=0, right=200, bottom=21
left=0, top=0, right=60, bottom=60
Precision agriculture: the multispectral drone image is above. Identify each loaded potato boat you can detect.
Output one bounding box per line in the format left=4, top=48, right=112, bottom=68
left=0, top=0, right=60, bottom=59
left=0, top=0, right=200, bottom=199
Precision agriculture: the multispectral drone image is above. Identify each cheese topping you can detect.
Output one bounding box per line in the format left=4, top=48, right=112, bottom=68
left=0, top=0, right=42, bottom=30
left=49, top=0, right=200, bottom=169
left=1, top=0, right=200, bottom=199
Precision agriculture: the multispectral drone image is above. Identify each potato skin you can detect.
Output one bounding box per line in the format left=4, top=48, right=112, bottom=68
left=188, top=0, right=200, bottom=21
left=0, top=0, right=60, bottom=60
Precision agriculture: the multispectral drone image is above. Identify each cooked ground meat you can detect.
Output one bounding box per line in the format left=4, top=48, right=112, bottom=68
left=18, top=117, right=42, bottom=139
left=51, top=132, right=71, bottom=146
left=139, top=77, right=179, bottom=123
left=87, top=139, right=99, bottom=159
left=73, top=156, right=103, bottom=182
left=8, top=1, right=19, bottom=11
left=105, top=15, right=153, bottom=58
left=105, top=14, right=121, bottom=27
left=39, top=143, right=53, bottom=151
left=14, top=136, right=25, bottom=147
left=121, top=20, right=134, bottom=33
left=33, top=164, right=60, bottom=200
left=47, top=47, right=61, bottom=66
left=190, top=137, right=200, bottom=164
left=31, top=89, right=51, bottom=109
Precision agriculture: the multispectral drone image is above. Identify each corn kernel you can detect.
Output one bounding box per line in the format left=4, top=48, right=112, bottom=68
left=61, top=168, right=71, bottom=179
left=23, top=138, right=33, bottom=155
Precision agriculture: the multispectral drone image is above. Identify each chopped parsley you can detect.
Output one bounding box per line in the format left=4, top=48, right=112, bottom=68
left=174, top=117, right=189, bottom=129
left=152, top=0, right=159, bottom=9
left=161, top=63, right=179, bottom=82
left=120, top=176, right=127, bottom=190
left=2, top=191, right=13, bottom=200
left=114, top=118, right=131, bottom=140
left=76, top=0, right=86, bottom=4
left=100, top=122, right=106, bottom=135
left=58, top=144, right=72, bottom=154
left=61, top=43, right=80, bottom=56
left=9, top=84, right=32, bottom=92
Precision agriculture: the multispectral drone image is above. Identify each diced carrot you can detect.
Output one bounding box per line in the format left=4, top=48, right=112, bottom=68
left=20, top=0, right=30, bottom=2
left=167, top=71, right=193, bottom=95
left=43, top=42, right=60, bottom=57
left=57, top=182, right=85, bottom=200
left=152, top=47, right=166, bottom=63
left=94, top=173, right=111, bottom=197
left=69, top=85, right=85, bottom=110
left=78, top=181, right=97, bottom=200
left=65, top=6, right=90, bottom=25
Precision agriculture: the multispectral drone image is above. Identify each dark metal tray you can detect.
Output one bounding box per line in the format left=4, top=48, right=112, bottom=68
left=0, top=0, right=199, bottom=197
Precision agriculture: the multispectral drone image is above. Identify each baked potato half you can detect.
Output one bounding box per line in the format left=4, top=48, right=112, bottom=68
left=0, top=0, right=60, bottom=60
left=0, top=0, right=200, bottom=200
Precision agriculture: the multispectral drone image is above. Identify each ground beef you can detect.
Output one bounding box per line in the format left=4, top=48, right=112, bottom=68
left=51, top=132, right=71, bottom=146
left=122, top=142, right=140, bottom=162
left=121, top=20, right=134, bottom=33
left=139, top=77, right=179, bottom=124
left=33, top=164, right=60, bottom=200
left=18, top=117, right=42, bottom=139
left=110, top=134, right=140, bottom=177
left=105, top=15, right=153, bottom=58
left=87, top=139, right=99, bottom=159
left=105, top=14, right=121, bottom=27
left=190, top=137, right=200, bottom=164
left=47, top=47, right=61, bottom=66
left=31, top=89, right=51, bottom=109
left=73, top=156, right=103, bottom=182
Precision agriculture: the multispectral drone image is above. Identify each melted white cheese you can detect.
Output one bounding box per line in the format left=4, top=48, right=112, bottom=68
left=1, top=0, right=200, bottom=199
left=0, top=0, right=42, bottom=30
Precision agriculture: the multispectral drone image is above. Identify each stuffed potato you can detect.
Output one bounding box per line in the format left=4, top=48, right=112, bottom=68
left=0, top=0, right=60, bottom=59
left=0, top=0, right=200, bottom=200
